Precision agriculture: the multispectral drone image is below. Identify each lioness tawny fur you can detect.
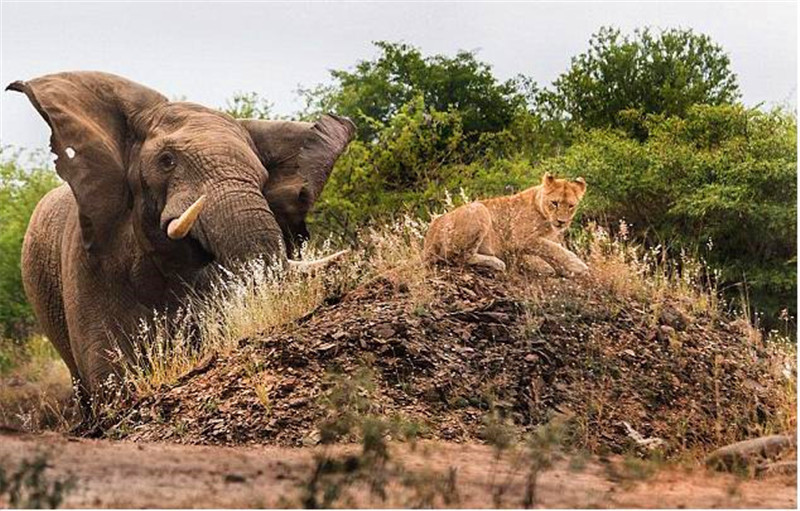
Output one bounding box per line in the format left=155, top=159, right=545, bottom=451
left=423, top=173, right=589, bottom=275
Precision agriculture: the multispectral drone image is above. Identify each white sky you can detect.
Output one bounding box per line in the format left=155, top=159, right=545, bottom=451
left=1, top=1, right=796, bottom=150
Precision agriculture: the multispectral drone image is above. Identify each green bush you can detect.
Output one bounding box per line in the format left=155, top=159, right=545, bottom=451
left=0, top=152, right=60, bottom=338
left=309, top=96, right=540, bottom=238
left=542, top=26, right=740, bottom=139
left=537, top=105, right=797, bottom=323
left=298, top=41, right=533, bottom=144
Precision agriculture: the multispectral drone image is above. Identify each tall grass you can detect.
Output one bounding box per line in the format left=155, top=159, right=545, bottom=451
left=118, top=216, right=431, bottom=397
left=571, top=220, right=722, bottom=321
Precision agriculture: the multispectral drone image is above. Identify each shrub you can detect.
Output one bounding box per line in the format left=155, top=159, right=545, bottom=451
left=298, top=41, right=531, bottom=143
left=541, top=26, right=740, bottom=138
left=538, top=105, right=797, bottom=324
left=0, top=152, right=60, bottom=338
left=312, top=102, right=795, bottom=326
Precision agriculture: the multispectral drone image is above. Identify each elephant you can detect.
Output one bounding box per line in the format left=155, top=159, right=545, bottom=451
left=7, top=71, right=355, bottom=407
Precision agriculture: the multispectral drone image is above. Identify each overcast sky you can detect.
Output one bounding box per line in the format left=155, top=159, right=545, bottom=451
left=1, top=1, right=796, bottom=150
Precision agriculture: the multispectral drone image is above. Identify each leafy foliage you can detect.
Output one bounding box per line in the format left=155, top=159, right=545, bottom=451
left=298, top=33, right=793, bottom=326
left=543, top=27, right=741, bottom=139
left=0, top=153, right=60, bottom=338
left=299, top=41, right=532, bottom=144
left=537, top=105, right=797, bottom=320
left=310, top=89, right=795, bottom=321
left=223, top=91, right=276, bottom=120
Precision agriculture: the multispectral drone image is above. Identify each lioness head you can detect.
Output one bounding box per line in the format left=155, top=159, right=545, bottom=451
left=538, top=172, right=587, bottom=230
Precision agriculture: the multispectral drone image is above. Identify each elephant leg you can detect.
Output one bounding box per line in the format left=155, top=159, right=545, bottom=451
left=29, top=301, right=91, bottom=419
left=63, top=282, right=140, bottom=419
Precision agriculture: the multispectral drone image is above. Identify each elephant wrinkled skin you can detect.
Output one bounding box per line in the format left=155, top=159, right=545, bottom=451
left=7, top=71, right=355, bottom=405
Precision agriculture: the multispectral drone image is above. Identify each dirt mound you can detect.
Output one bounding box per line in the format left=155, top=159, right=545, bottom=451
left=106, top=267, right=793, bottom=454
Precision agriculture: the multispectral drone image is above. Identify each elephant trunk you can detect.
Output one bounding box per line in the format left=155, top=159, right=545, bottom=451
left=195, top=188, right=287, bottom=269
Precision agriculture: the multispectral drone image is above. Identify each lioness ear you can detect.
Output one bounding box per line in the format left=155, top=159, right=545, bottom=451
left=574, top=177, right=587, bottom=197
left=542, top=172, right=556, bottom=188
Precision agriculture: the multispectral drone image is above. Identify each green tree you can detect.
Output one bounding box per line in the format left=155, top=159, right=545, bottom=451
left=223, top=91, right=276, bottom=120
left=0, top=152, right=60, bottom=338
left=299, top=41, right=532, bottom=144
left=544, top=27, right=740, bottom=138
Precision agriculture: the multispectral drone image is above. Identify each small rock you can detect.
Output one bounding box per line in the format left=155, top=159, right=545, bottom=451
left=374, top=324, right=396, bottom=338
left=656, top=325, right=676, bottom=343
left=706, top=435, right=796, bottom=472
left=225, top=473, right=247, bottom=483
left=660, top=305, right=689, bottom=331
left=757, top=460, right=797, bottom=477
left=302, top=429, right=321, bottom=446
left=288, top=397, right=308, bottom=408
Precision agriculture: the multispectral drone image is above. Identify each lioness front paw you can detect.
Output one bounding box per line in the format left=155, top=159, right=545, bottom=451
left=566, top=259, right=589, bottom=275
left=467, top=253, right=507, bottom=272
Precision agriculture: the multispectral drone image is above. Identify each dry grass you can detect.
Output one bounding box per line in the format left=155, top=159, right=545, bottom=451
left=573, top=220, right=722, bottom=321
left=0, top=335, right=73, bottom=431
left=119, top=215, right=433, bottom=397
left=557, top=222, right=795, bottom=456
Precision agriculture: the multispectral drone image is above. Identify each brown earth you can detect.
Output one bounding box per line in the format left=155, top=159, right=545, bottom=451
left=1, top=259, right=796, bottom=508
left=105, top=266, right=793, bottom=455
left=0, top=432, right=795, bottom=508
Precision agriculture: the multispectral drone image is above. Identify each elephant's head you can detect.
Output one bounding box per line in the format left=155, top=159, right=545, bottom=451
left=7, top=71, right=354, bottom=272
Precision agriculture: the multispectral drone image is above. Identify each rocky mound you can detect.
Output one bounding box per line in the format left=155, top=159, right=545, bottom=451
left=106, top=266, right=794, bottom=455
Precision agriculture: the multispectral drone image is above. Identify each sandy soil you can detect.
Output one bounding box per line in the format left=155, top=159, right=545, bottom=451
left=0, top=432, right=795, bottom=508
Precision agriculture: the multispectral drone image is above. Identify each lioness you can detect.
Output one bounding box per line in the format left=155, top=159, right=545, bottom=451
left=423, top=173, right=589, bottom=275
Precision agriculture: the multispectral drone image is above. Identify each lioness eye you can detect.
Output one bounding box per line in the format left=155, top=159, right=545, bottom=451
left=551, top=201, right=558, bottom=208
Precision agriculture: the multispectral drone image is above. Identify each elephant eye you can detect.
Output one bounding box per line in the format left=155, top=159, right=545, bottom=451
left=158, top=151, right=177, bottom=171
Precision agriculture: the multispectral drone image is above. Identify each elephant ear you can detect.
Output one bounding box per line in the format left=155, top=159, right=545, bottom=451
left=240, top=115, right=356, bottom=252
left=6, top=71, right=167, bottom=253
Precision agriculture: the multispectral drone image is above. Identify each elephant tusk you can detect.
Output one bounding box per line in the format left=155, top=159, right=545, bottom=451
left=288, top=249, right=350, bottom=272
left=167, top=195, right=207, bottom=240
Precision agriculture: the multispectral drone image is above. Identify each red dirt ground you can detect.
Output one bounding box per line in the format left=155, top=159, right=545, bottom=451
left=0, top=432, right=795, bottom=508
